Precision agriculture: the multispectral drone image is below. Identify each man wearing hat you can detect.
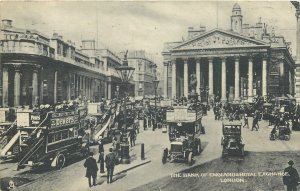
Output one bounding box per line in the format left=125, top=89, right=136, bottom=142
left=105, top=148, right=117, bottom=183
left=98, top=138, right=105, bottom=173
left=84, top=152, right=98, bottom=187
left=283, top=160, right=300, bottom=191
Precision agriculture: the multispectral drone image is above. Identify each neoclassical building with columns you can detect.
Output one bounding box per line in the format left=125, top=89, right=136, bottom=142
left=162, top=3, right=295, bottom=102
left=0, top=19, right=135, bottom=107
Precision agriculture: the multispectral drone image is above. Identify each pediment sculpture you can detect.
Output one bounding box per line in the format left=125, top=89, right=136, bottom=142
left=176, top=31, right=264, bottom=50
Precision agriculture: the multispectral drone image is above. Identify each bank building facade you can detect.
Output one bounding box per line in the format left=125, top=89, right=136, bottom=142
left=162, top=3, right=295, bottom=102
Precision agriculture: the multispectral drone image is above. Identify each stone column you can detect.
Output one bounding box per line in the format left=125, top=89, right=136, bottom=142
left=2, top=66, right=9, bottom=107
left=73, top=74, right=76, bottom=98
left=196, top=59, right=201, bottom=95
left=32, top=67, right=39, bottom=106
left=78, top=75, right=81, bottom=98
left=171, top=59, right=177, bottom=99
left=234, top=56, right=240, bottom=100
left=163, top=61, right=168, bottom=98
left=40, top=68, right=44, bottom=104
left=221, top=57, right=227, bottom=101
left=296, top=8, right=300, bottom=63
left=14, top=65, right=21, bottom=106
left=183, top=58, right=189, bottom=97
left=67, top=73, right=71, bottom=100
left=82, top=76, right=85, bottom=98
left=262, top=55, right=268, bottom=96
left=293, top=6, right=300, bottom=102
left=248, top=56, right=253, bottom=100
left=208, top=58, right=213, bottom=95
left=54, top=71, right=57, bottom=104
left=107, top=82, right=111, bottom=100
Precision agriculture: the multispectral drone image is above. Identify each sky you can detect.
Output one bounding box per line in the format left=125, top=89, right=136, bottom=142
left=0, top=1, right=298, bottom=66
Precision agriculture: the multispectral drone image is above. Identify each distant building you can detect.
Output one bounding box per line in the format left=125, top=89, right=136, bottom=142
left=127, top=50, right=157, bottom=98
left=81, top=40, right=134, bottom=99
left=162, top=3, right=295, bottom=101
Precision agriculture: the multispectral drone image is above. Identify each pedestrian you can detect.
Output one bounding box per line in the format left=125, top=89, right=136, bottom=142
left=105, top=148, right=117, bottom=184
left=252, top=115, right=259, bottom=131
left=98, top=138, right=105, bottom=173
left=98, top=151, right=105, bottom=174
left=83, top=152, right=98, bottom=187
left=129, top=128, right=136, bottom=147
left=98, top=138, right=104, bottom=153
left=243, top=113, right=249, bottom=128
left=283, top=160, right=300, bottom=191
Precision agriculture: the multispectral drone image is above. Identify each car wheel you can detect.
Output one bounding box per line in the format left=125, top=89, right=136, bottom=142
left=162, top=148, right=168, bottom=164
left=197, top=141, right=202, bottom=154
left=56, top=153, right=66, bottom=170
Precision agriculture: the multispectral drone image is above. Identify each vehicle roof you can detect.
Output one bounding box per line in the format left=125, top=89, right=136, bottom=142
left=171, top=141, right=183, bottom=145
left=263, top=103, right=273, bottom=106
left=222, top=120, right=242, bottom=126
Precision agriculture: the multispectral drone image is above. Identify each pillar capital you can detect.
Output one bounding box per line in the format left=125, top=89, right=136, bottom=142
left=262, top=53, right=268, bottom=60
left=170, top=58, right=177, bottom=64
left=248, top=54, right=254, bottom=61
left=163, top=61, right=169, bottom=66
left=182, top=57, right=189, bottom=62
left=195, top=58, right=201, bottom=63
left=220, top=56, right=227, bottom=62
left=207, top=57, right=214, bottom=62
left=13, top=64, right=22, bottom=72
left=234, top=55, right=240, bottom=62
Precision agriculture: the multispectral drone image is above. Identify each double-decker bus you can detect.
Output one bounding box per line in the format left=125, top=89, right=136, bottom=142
left=16, top=108, right=89, bottom=170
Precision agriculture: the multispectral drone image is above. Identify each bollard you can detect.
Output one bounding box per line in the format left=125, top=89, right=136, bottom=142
left=141, top=143, right=145, bottom=160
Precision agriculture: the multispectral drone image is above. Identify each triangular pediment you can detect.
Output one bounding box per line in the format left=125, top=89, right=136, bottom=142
left=172, top=29, right=269, bottom=51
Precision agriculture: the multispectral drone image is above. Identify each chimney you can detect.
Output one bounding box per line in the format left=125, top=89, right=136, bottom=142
left=2, top=19, right=13, bottom=28
left=199, top=25, right=206, bottom=33
left=53, top=32, right=59, bottom=38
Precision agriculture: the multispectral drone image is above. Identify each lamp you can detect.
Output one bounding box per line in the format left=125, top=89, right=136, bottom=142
left=115, top=50, right=135, bottom=164
left=152, top=76, right=160, bottom=130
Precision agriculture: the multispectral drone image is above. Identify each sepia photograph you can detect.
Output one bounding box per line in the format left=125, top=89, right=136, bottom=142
left=0, top=0, right=300, bottom=190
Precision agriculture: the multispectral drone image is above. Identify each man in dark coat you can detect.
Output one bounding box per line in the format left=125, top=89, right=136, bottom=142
left=283, top=160, right=300, bottom=191
left=84, top=152, right=98, bottom=187
left=252, top=115, right=259, bottom=131
left=105, top=148, right=117, bottom=183
left=129, top=128, right=136, bottom=147
left=98, top=138, right=104, bottom=153
left=98, top=138, right=105, bottom=173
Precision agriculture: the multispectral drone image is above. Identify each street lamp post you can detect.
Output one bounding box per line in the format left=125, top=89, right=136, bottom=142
left=115, top=50, right=135, bottom=164
left=153, top=76, right=160, bottom=131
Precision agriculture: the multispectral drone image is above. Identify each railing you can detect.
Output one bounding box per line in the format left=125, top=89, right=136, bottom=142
left=18, top=137, right=44, bottom=169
